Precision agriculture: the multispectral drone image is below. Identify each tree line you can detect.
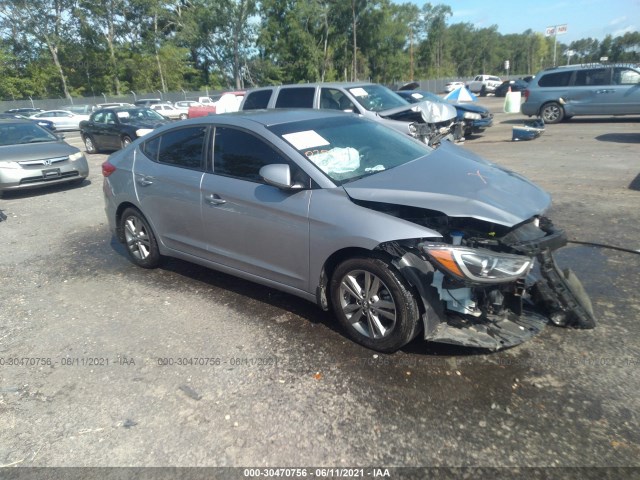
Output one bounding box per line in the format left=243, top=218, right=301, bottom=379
left=0, top=0, right=638, bottom=101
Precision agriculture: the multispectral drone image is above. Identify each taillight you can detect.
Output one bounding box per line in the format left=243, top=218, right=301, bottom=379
left=523, top=89, right=530, bottom=101
left=102, top=161, right=116, bottom=177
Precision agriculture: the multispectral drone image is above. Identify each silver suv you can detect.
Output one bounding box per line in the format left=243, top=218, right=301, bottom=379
left=239, top=82, right=461, bottom=146
left=521, top=63, right=640, bottom=124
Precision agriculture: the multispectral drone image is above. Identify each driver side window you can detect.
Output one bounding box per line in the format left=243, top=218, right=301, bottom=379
left=213, top=127, right=307, bottom=185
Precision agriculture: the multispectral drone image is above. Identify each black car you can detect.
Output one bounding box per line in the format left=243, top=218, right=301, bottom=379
left=396, top=89, right=493, bottom=138
left=80, top=107, right=170, bottom=153
left=0, top=113, right=56, bottom=132
left=494, top=79, right=529, bottom=97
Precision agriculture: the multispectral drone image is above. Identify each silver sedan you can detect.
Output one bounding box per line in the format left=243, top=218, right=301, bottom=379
left=102, top=110, right=595, bottom=352
left=29, top=110, right=89, bottom=131
left=0, top=119, right=89, bottom=197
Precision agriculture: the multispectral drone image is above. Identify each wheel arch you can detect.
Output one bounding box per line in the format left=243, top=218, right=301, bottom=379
left=115, top=202, right=147, bottom=243
left=539, top=100, right=565, bottom=123
left=316, top=246, right=392, bottom=311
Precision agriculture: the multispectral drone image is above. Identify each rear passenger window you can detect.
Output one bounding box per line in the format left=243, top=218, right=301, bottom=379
left=142, top=126, right=207, bottom=171
left=574, top=68, right=610, bottom=86
left=538, top=71, right=572, bottom=87
left=275, top=88, right=315, bottom=108
left=243, top=90, right=272, bottom=110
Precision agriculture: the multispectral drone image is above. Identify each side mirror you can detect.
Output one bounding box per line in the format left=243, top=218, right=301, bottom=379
left=260, top=164, right=294, bottom=190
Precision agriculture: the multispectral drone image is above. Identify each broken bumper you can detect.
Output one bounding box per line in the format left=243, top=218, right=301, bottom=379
left=393, top=222, right=596, bottom=351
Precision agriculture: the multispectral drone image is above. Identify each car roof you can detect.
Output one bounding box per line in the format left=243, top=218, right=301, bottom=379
left=246, top=82, right=377, bottom=92
left=189, top=108, right=357, bottom=128
left=541, top=62, right=639, bottom=72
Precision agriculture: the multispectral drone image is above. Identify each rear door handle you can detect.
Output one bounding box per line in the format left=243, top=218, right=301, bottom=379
left=205, top=193, right=226, bottom=206
left=135, top=174, right=154, bottom=186
left=595, top=89, right=614, bottom=94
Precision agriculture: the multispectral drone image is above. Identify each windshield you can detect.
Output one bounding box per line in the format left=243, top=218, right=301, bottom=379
left=118, top=108, right=166, bottom=123
left=269, top=115, right=431, bottom=185
left=348, top=84, right=409, bottom=112
left=0, top=122, right=57, bottom=146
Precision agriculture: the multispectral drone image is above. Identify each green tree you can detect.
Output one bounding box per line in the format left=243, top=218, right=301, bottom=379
left=0, top=0, right=79, bottom=100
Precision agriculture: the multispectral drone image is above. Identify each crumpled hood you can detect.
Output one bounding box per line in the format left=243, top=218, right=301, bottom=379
left=449, top=101, right=488, bottom=115
left=0, top=141, right=79, bottom=163
left=379, top=100, right=457, bottom=123
left=343, top=141, right=551, bottom=227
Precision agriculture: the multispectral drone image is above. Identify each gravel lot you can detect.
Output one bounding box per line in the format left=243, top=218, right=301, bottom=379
left=1, top=99, right=639, bottom=475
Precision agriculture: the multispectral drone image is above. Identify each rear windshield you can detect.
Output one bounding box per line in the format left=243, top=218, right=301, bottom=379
left=275, top=88, right=315, bottom=108
left=243, top=90, right=272, bottom=110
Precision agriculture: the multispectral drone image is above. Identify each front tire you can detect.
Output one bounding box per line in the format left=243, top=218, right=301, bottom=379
left=121, top=136, right=133, bottom=149
left=120, top=208, right=160, bottom=268
left=330, top=257, right=420, bottom=352
left=540, top=102, right=564, bottom=124
left=179, top=113, right=187, bottom=120
left=480, top=85, right=487, bottom=96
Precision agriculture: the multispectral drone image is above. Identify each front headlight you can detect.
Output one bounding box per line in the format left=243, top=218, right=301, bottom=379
left=463, top=112, right=482, bottom=120
left=69, top=151, right=84, bottom=162
left=0, top=161, right=21, bottom=170
left=423, top=245, right=532, bottom=283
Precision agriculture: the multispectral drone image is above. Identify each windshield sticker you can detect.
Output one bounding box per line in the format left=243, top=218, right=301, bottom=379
left=283, top=130, right=330, bottom=150
left=411, top=93, right=424, bottom=100
left=116, top=112, right=130, bottom=119
left=349, top=87, right=369, bottom=97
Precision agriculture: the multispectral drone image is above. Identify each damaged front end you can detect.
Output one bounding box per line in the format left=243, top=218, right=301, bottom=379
left=376, top=216, right=595, bottom=351
left=378, top=101, right=463, bottom=147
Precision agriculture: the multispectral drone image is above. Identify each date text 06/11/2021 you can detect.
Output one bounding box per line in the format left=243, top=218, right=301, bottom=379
left=243, top=468, right=391, bottom=478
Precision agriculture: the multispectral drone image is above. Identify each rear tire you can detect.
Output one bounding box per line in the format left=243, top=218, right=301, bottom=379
left=121, top=136, right=133, bottom=149
left=330, top=257, right=420, bottom=353
left=480, top=85, right=487, bottom=96
left=84, top=135, right=98, bottom=154
left=119, top=208, right=161, bottom=269
left=540, top=102, right=564, bottom=124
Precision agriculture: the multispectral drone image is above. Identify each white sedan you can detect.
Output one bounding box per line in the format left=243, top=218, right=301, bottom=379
left=29, top=110, right=89, bottom=131
left=150, top=103, right=188, bottom=120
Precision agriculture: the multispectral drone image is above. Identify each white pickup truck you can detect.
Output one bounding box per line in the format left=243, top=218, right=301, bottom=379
left=467, top=75, right=502, bottom=96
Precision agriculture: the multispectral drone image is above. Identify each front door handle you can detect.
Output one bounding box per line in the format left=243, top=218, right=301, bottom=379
left=205, top=193, right=226, bottom=206
left=595, top=89, right=614, bottom=94
left=135, top=174, right=154, bottom=186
